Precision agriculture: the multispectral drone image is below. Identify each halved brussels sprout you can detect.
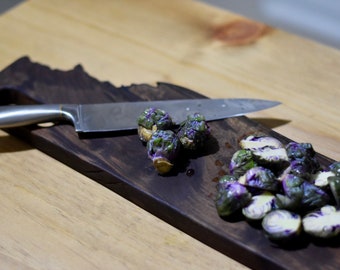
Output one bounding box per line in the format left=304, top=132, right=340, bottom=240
left=242, top=192, right=275, bottom=221
left=262, top=210, right=302, bottom=241
left=240, top=135, right=284, bottom=150
left=252, top=147, right=289, bottom=166
left=238, top=166, right=280, bottom=192
left=302, top=205, right=340, bottom=238
left=311, top=171, right=335, bottom=188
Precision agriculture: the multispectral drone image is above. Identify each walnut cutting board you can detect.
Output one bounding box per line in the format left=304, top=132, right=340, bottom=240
left=0, top=57, right=337, bottom=270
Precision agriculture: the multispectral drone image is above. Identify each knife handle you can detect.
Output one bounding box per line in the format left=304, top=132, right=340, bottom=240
left=0, top=104, right=78, bottom=128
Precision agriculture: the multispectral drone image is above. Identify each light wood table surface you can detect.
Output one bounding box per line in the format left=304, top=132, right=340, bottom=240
left=0, top=1, right=339, bottom=269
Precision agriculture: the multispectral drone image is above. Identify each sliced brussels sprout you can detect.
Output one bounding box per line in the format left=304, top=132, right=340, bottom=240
left=242, top=192, right=275, bottom=221
left=262, top=210, right=302, bottom=241
left=302, top=205, right=340, bottom=238
left=215, top=181, right=252, bottom=217
left=238, top=166, right=280, bottom=192
left=229, top=149, right=257, bottom=177
left=252, top=146, right=289, bottom=165
left=311, top=171, right=335, bottom=188
left=240, top=135, right=284, bottom=150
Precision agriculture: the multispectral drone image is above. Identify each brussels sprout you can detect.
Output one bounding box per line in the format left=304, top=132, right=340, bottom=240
left=146, top=130, right=180, bottom=174
left=300, top=181, right=330, bottom=212
left=275, top=174, right=304, bottom=210
left=239, top=135, right=288, bottom=173
left=262, top=210, right=302, bottom=241
left=137, top=108, right=173, bottom=142
left=240, top=135, right=284, bottom=150
left=177, top=113, right=210, bottom=150
left=302, top=205, right=340, bottom=238
left=328, top=176, right=340, bottom=206
left=215, top=181, right=252, bottom=217
left=285, top=142, right=316, bottom=160
left=229, top=149, right=257, bottom=177
left=275, top=194, right=301, bottom=211
left=284, top=142, right=321, bottom=180
left=311, top=171, right=335, bottom=188
left=252, top=147, right=289, bottom=166
left=238, top=166, right=280, bottom=192
left=281, top=174, right=304, bottom=198
left=242, top=192, right=275, bottom=221
left=329, top=161, right=340, bottom=176
left=287, top=158, right=320, bottom=180
left=276, top=177, right=330, bottom=213
left=216, top=175, right=238, bottom=193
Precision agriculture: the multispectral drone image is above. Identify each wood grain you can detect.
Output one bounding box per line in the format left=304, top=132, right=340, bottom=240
left=0, top=0, right=339, bottom=269
left=0, top=57, right=337, bottom=270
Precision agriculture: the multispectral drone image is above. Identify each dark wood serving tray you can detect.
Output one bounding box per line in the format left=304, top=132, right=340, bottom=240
left=0, top=57, right=337, bottom=270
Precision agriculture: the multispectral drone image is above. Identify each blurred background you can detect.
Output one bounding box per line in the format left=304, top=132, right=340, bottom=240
left=0, top=0, right=22, bottom=13
left=2, top=0, right=339, bottom=49
left=202, top=0, right=340, bottom=50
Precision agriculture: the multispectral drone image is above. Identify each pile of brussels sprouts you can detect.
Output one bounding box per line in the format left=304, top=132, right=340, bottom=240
left=215, top=134, right=340, bottom=243
left=137, top=107, right=210, bottom=174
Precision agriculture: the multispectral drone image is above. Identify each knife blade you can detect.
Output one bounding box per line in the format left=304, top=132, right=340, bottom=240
left=0, top=98, right=280, bottom=133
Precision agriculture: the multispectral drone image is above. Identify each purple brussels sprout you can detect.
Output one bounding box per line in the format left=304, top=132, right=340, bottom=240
left=300, top=181, right=330, bottom=212
left=285, top=142, right=316, bottom=160
left=276, top=174, right=330, bottom=213
left=311, top=170, right=335, bottom=188
left=215, top=181, right=252, bottom=217
left=216, top=175, right=238, bottom=193
left=229, top=149, right=257, bottom=177
left=303, top=205, right=340, bottom=238
left=239, top=135, right=289, bottom=172
left=275, top=174, right=304, bottom=210
left=328, top=176, right=340, bottom=207
left=238, top=166, right=280, bottom=192
left=137, top=108, right=173, bottom=142
left=329, top=161, right=340, bottom=176
left=242, top=191, right=276, bottom=221
left=285, top=142, right=320, bottom=178
left=262, top=210, right=302, bottom=241
left=240, top=135, right=284, bottom=150
left=177, top=113, right=210, bottom=150
left=146, top=130, right=180, bottom=174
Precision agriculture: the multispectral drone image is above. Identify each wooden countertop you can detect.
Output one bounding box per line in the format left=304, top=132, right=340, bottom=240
left=0, top=0, right=339, bottom=269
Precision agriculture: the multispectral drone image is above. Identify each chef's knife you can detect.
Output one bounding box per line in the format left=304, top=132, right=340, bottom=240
left=0, top=98, right=280, bottom=133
